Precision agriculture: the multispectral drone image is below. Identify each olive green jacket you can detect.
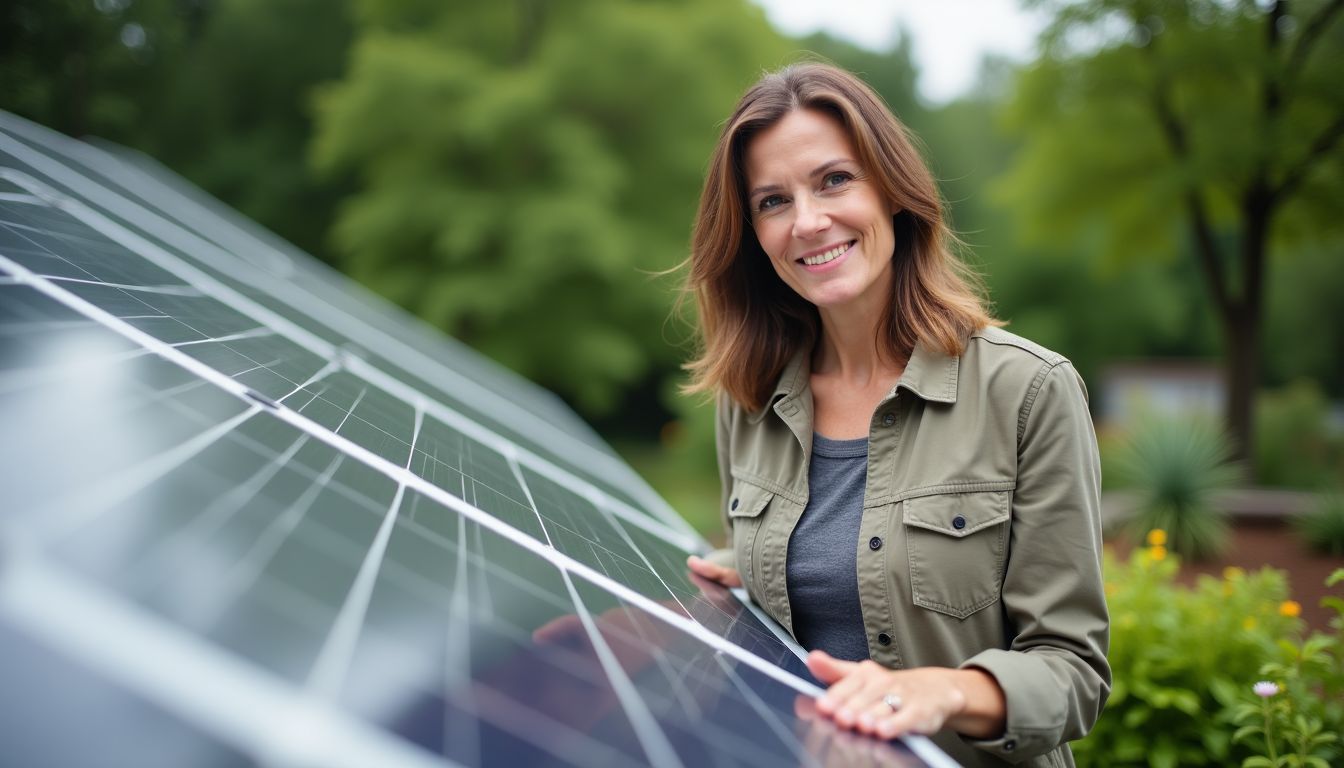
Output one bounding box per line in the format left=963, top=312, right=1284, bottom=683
left=707, top=327, right=1110, bottom=767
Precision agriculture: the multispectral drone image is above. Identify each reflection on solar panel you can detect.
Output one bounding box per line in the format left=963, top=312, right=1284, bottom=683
left=0, top=110, right=956, bottom=768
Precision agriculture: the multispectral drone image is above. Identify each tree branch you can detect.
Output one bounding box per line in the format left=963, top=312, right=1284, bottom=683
left=1285, top=0, right=1344, bottom=80
left=1274, top=111, right=1344, bottom=199
left=1265, top=1, right=1285, bottom=119
left=1141, top=39, right=1234, bottom=317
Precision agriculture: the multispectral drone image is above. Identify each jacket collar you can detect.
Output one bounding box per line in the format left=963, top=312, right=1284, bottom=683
left=752, top=340, right=959, bottom=423
left=751, top=348, right=811, bottom=423
left=896, top=341, right=959, bottom=404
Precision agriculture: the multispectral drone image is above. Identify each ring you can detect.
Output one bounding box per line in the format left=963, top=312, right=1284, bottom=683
left=883, top=693, right=903, bottom=712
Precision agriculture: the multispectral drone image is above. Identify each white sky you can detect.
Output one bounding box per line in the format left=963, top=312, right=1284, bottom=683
left=751, top=0, right=1048, bottom=104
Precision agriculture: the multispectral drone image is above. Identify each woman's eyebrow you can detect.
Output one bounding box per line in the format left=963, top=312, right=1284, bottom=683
left=748, top=158, right=855, bottom=198
left=809, top=158, right=853, bottom=177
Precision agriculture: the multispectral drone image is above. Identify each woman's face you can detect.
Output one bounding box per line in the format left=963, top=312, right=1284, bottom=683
left=744, top=108, right=896, bottom=316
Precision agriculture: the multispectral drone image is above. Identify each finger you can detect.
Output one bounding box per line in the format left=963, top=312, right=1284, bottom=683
left=814, top=658, right=873, bottom=720
left=807, top=650, right=860, bottom=686
left=531, top=614, right=585, bottom=645
left=858, top=683, right=905, bottom=735
left=875, top=706, right=943, bottom=741
left=793, top=694, right=820, bottom=720
left=685, top=555, right=742, bottom=587
left=837, top=669, right=893, bottom=731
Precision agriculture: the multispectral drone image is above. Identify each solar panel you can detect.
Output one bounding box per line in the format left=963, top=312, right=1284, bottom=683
left=0, top=109, right=956, bottom=767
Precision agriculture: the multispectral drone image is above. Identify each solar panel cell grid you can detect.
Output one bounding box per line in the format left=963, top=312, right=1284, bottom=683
left=0, top=110, right=953, bottom=767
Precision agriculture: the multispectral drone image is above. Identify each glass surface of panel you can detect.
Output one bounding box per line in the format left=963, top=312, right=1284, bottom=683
left=0, top=112, right=946, bottom=768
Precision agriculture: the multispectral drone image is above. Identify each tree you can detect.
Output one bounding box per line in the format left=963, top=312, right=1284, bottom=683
left=1, top=0, right=355, bottom=264
left=0, top=0, right=191, bottom=141
left=312, top=0, right=790, bottom=417
left=1001, top=0, right=1344, bottom=464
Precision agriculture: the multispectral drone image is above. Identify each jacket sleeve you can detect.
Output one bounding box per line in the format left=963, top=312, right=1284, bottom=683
left=959, top=362, right=1111, bottom=762
left=703, top=393, right=738, bottom=570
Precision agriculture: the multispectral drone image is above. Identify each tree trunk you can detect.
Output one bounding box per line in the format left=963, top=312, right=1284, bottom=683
left=1223, top=195, right=1272, bottom=471
left=1223, top=307, right=1259, bottom=470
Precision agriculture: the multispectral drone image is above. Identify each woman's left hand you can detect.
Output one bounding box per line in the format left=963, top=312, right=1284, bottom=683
left=805, top=650, right=1005, bottom=741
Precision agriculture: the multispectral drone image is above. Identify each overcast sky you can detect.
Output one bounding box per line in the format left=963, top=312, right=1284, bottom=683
left=750, top=0, right=1048, bottom=104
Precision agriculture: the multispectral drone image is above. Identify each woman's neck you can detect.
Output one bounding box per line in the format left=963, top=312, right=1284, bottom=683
left=813, top=303, right=906, bottom=387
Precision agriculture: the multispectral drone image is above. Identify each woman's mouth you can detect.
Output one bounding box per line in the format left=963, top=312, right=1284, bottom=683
left=800, top=241, right=855, bottom=267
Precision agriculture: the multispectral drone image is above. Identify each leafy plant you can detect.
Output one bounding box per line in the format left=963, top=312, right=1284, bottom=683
left=1295, top=493, right=1344, bottom=558
left=1255, top=381, right=1344, bottom=489
left=1226, top=570, right=1344, bottom=768
left=1112, top=416, right=1240, bottom=560
left=1074, top=542, right=1300, bottom=767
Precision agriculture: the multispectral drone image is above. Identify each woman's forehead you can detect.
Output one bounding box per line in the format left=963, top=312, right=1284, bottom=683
left=744, top=110, right=858, bottom=184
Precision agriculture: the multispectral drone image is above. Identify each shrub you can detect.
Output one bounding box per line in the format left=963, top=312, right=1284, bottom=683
left=1111, top=415, right=1240, bottom=560
left=1074, top=539, right=1301, bottom=767
left=1295, top=492, right=1344, bottom=558
left=1076, top=544, right=1344, bottom=768
left=1225, top=569, right=1344, bottom=768
left=1255, top=381, right=1344, bottom=489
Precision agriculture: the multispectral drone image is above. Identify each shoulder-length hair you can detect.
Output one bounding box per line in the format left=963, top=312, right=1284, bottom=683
left=682, top=62, right=999, bottom=412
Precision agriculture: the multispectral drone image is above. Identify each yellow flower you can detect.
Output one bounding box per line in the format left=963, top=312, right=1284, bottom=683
left=1279, top=600, right=1302, bottom=618
left=1149, top=544, right=1167, bottom=562
left=1223, top=566, right=1245, bottom=580
left=1146, top=529, right=1168, bottom=547
left=1105, top=582, right=1116, bottom=596
left=1243, top=617, right=1258, bottom=631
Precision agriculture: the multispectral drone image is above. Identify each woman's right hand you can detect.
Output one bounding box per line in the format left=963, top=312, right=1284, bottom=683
left=686, top=554, right=742, bottom=588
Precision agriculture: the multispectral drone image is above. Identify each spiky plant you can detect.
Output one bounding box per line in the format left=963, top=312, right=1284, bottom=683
left=1113, top=415, right=1240, bottom=560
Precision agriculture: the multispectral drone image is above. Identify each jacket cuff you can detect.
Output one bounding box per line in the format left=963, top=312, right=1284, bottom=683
left=702, top=547, right=737, bottom=570
left=958, top=648, right=1065, bottom=762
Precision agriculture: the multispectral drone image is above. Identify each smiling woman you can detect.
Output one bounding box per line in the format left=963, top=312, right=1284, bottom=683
left=745, top=109, right=897, bottom=319
left=679, top=62, right=1111, bottom=767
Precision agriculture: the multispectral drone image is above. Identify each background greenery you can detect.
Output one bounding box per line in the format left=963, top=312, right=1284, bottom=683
left=5, top=0, right=1341, bottom=527
left=5, top=2, right=1343, bottom=765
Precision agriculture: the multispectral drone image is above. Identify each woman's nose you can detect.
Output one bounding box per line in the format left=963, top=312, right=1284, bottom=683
left=791, top=197, right=830, bottom=239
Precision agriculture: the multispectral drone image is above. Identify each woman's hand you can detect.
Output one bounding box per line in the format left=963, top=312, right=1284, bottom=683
left=685, top=554, right=742, bottom=588
left=806, top=650, right=1006, bottom=741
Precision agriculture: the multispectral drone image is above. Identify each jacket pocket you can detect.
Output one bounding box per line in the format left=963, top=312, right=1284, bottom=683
left=903, top=490, right=1011, bottom=619
left=727, top=477, right=773, bottom=600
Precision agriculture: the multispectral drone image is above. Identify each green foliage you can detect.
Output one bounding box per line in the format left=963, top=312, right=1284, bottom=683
left=1000, top=0, right=1344, bottom=463
left=1007, top=0, right=1344, bottom=263
left=1075, top=548, right=1302, bottom=766
left=1226, top=569, right=1344, bottom=768
left=0, top=0, right=190, bottom=140
left=1295, top=493, right=1344, bottom=557
left=147, top=0, right=356, bottom=262
left=1112, top=415, right=1240, bottom=559
left=0, top=0, right=356, bottom=263
left=1255, top=380, right=1344, bottom=488
left=312, top=0, right=792, bottom=415
left=1264, top=245, right=1344, bottom=399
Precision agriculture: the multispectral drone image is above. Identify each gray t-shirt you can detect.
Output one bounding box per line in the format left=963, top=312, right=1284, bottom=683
left=785, top=433, right=870, bottom=661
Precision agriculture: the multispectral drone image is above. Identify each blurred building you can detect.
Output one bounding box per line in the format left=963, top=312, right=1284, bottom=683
left=1097, top=360, right=1225, bottom=430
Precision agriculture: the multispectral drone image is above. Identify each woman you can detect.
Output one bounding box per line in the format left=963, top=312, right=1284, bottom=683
left=682, top=63, right=1109, bottom=766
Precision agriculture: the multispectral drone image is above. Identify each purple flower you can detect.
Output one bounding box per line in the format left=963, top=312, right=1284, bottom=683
left=1253, top=681, right=1279, bottom=698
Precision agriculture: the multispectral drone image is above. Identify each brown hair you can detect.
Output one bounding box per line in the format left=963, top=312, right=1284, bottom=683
left=682, top=62, right=999, bottom=411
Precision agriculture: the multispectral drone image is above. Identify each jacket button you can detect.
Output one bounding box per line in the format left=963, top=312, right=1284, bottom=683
left=877, top=632, right=891, bottom=646
left=869, top=536, right=882, bottom=550
left=1004, top=739, right=1016, bottom=752
left=952, top=515, right=966, bottom=530
left=731, top=498, right=739, bottom=511
left=881, top=412, right=896, bottom=426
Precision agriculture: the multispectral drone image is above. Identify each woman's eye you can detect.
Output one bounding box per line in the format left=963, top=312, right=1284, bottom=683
left=757, top=194, right=784, bottom=212
left=823, top=172, right=851, bottom=188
